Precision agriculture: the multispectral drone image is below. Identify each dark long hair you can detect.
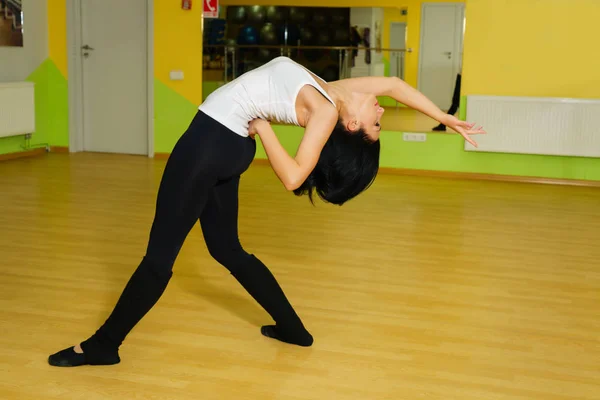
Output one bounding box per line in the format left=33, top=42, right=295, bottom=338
left=293, top=121, right=380, bottom=205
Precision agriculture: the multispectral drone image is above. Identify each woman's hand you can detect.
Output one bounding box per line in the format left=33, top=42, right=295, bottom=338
left=251, top=107, right=337, bottom=191
left=248, top=118, right=270, bottom=139
left=440, top=115, right=486, bottom=147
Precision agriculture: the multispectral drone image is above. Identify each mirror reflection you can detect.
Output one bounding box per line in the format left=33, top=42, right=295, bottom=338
left=202, top=4, right=465, bottom=134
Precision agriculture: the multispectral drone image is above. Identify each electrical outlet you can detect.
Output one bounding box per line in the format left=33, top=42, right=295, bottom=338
left=403, top=133, right=427, bottom=142
left=169, top=70, right=184, bottom=81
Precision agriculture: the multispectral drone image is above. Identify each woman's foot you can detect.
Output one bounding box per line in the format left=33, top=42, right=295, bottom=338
left=261, top=325, right=314, bottom=347
left=48, top=343, right=120, bottom=367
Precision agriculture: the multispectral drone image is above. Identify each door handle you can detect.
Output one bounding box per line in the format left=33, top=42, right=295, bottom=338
left=82, top=45, right=94, bottom=59
left=443, top=51, right=452, bottom=59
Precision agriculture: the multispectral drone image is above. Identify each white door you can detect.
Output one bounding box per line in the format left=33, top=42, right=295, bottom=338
left=389, top=22, right=406, bottom=80
left=81, top=0, right=148, bottom=155
left=418, top=3, right=464, bottom=110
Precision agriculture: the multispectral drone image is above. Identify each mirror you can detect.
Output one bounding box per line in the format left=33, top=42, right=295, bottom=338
left=404, top=3, right=465, bottom=134
left=354, top=4, right=464, bottom=134
left=0, top=0, right=23, bottom=47
left=202, top=4, right=465, bottom=133
left=203, top=6, right=354, bottom=82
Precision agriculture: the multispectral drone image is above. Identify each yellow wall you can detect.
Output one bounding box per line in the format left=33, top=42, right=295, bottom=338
left=48, top=0, right=67, bottom=78
left=40, top=0, right=205, bottom=153
left=47, top=0, right=598, bottom=105
left=154, top=1, right=204, bottom=105
left=382, top=8, right=407, bottom=52
left=381, top=7, right=407, bottom=82
left=47, top=0, right=205, bottom=105
left=462, top=0, right=600, bottom=98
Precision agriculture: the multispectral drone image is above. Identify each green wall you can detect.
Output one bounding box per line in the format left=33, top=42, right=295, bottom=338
left=378, top=56, right=401, bottom=108
left=0, top=61, right=200, bottom=157
left=4, top=66, right=598, bottom=183
left=199, top=83, right=600, bottom=182
left=154, top=79, right=199, bottom=153
left=0, top=59, right=68, bottom=155
left=255, top=124, right=600, bottom=181
left=45, top=60, right=69, bottom=147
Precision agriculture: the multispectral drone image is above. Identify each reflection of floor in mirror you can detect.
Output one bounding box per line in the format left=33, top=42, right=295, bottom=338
left=0, top=13, right=23, bottom=47
left=380, top=106, right=457, bottom=133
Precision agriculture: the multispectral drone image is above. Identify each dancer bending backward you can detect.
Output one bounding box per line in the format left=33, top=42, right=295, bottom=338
left=49, top=57, right=485, bottom=367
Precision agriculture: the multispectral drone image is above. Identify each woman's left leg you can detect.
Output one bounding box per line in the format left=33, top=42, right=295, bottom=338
left=48, top=112, right=220, bottom=367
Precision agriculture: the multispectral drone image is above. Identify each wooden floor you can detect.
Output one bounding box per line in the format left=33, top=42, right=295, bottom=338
left=380, top=106, right=442, bottom=133
left=1, top=153, right=599, bottom=400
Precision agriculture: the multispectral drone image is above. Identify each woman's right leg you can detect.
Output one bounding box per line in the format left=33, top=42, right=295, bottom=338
left=200, top=176, right=313, bottom=347
left=48, top=114, right=218, bottom=367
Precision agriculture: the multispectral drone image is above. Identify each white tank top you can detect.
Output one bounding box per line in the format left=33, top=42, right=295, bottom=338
left=199, top=57, right=336, bottom=137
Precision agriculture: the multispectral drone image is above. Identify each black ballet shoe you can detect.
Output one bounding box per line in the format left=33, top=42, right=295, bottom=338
left=432, top=124, right=447, bottom=131
left=48, top=346, right=120, bottom=367
left=261, top=325, right=314, bottom=347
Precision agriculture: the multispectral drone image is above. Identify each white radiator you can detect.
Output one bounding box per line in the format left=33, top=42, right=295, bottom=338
left=465, top=95, right=600, bottom=157
left=0, top=81, right=35, bottom=139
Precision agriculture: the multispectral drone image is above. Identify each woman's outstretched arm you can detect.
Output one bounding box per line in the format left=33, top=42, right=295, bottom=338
left=331, top=76, right=485, bottom=146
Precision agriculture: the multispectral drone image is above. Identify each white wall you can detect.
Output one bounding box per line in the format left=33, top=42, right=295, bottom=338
left=350, top=7, right=384, bottom=78
left=350, top=7, right=371, bottom=78
left=0, top=1, right=48, bottom=82
left=371, top=7, right=384, bottom=66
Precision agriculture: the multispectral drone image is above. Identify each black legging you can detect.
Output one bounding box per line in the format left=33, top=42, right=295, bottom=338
left=79, top=111, right=312, bottom=362
left=433, top=73, right=462, bottom=131
left=447, top=73, right=462, bottom=116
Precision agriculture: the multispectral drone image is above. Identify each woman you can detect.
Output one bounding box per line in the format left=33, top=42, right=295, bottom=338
left=48, top=57, right=484, bottom=367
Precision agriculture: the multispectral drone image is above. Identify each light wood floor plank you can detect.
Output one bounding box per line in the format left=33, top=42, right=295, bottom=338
left=0, top=153, right=598, bottom=400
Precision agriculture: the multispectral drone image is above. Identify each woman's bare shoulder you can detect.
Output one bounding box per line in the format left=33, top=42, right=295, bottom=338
left=295, top=84, right=338, bottom=127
